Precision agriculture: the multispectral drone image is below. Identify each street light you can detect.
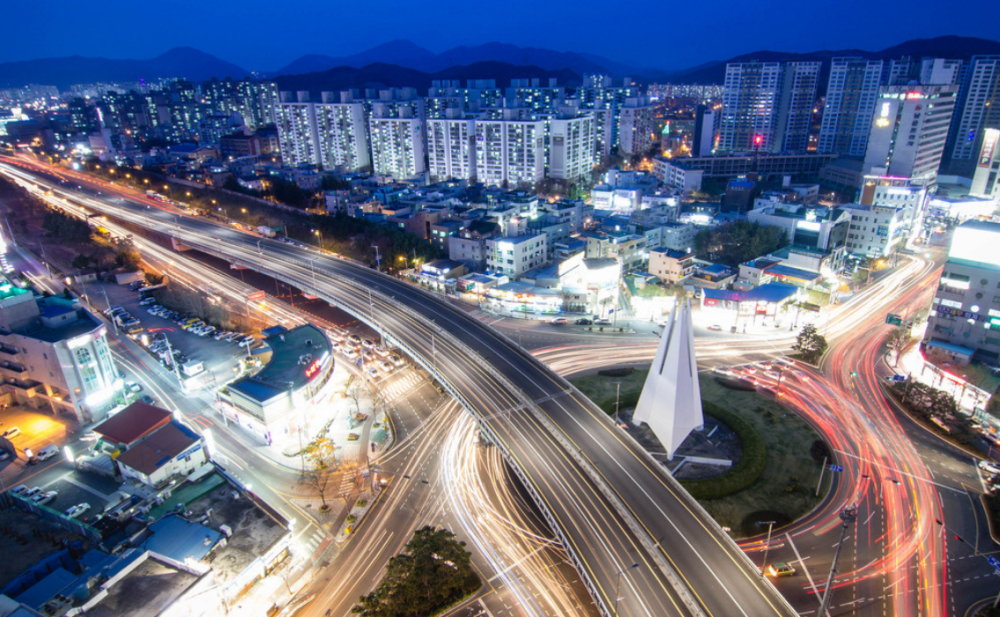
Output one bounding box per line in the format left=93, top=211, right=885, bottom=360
left=371, top=245, right=382, bottom=272
left=313, top=229, right=324, bottom=250
left=614, top=563, right=639, bottom=617
left=758, top=520, right=776, bottom=577
left=818, top=506, right=858, bottom=617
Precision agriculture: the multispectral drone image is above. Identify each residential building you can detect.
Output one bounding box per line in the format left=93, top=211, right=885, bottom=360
left=275, top=91, right=318, bottom=167
left=747, top=202, right=850, bottom=252
left=947, top=56, right=1000, bottom=176
left=507, top=78, right=565, bottom=113
left=576, top=75, right=642, bottom=155
left=486, top=234, right=547, bottom=277
left=654, top=152, right=837, bottom=179
left=314, top=92, right=370, bottom=171
left=617, top=97, right=655, bottom=157
left=692, top=104, right=717, bottom=156
left=970, top=127, right=1000, bottom=199
left=719, top=61, right=820, bottom=153
left=925, top=219, right=1000, bottom=364
left=649, top=248, right=696, bottom=284
left=0, top=280, right=121, bottom=423
left=369, top=102, right=426, bottom=179
left=427, top=111, right=477, bottom=181
left=818, top=58, right=886, bottom=157
left=547, top=111, right=596, bottom=181
left=475, top=109, right=545, bottom=188
left=652, top=157, right=705, bottom=192
left=863, top=84, right=958, bottom=185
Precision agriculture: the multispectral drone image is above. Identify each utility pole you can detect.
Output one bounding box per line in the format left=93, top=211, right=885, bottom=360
left=163, top=336, right=184, bottom=389
left=818, top=506, right=858, bottom=617
left=613, top=382, right=622, bottom=425
left=759, top=520, right=776, bottom=577
left=613, top=563, right=639, bottom=617
left=371, top=245, right=382, bottom=272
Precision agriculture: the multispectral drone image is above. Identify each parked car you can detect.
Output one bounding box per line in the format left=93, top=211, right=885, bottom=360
left=198, top=326, right=216, bottom=337
left=550, top=317, right=569, bottom=325
left=389, top=355, right=405, bottom=367
left=139, top=297, right=157, bottom=306
left=367, top=367, right=380, bottom=378
left=139, top=395, right=155, bottom=405
left=10, top=485, right=29, bottom=496
left=379, top=359, right=394, bottom=372
left=24, top=487, right=42, bottom=499
left=126, top=382, right=142, bottom=393
left=32, top=490, right=57, bottom=506
left=594, top=318, right=612, bottom=326
left=64, top=503, right=91, bottom=519
left=575, top=318, right=592, bottom=325
left=2, top=427, right=21, bottom=438
left=213, top=331, right=229, bottom=341
left=238, top=337, right=255, bottom=348
left=707, top=324, right=723, bottom=331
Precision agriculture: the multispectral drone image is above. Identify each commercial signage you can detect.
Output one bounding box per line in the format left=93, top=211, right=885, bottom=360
left=304, top=358, right=324, bottom=381
left=936, top=306, right=985, bottom=321
left=980, top=128, right=999, bottom=168
left=703, top=298, right=718, bottom=307
left=247, top=290, right=265, bottom=302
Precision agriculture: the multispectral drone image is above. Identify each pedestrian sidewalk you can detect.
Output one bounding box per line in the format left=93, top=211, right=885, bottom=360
left=892, top=346, right=991, bottom=413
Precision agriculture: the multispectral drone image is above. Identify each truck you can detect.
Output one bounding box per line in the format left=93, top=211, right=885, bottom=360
left=257, top=226, right=276, bottom=238
left=181, top=360, right=204, bottom=377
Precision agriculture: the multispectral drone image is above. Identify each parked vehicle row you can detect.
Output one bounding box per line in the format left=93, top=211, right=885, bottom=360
left=326, top=327, right=403, bottom=378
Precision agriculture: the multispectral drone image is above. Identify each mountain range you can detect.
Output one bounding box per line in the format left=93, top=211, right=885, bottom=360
left=2, top=36, right=1000, bottom=91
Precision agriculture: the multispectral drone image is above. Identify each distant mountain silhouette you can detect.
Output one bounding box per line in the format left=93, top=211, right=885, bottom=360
left=273, top=61, right=581, bottom=95
left=271, top=40, right=634, bottom=78
left=0, top=47, right=249, bottom=89
left=668, top=35, right=1000, bottom=84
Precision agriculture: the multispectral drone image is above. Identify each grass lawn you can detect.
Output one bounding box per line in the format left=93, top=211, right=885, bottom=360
left=569, top=370, right=827, bottom=537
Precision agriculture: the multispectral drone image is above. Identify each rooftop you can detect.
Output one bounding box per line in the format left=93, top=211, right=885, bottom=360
left=703, top=282, right=799, bottom=304
left=91, top=402, right=172, bottom=447
left=84, top=555, right=199, bottom=617
left=115, top=422, right=201, bottom=476
left=229, top=324, right=331, bottom=403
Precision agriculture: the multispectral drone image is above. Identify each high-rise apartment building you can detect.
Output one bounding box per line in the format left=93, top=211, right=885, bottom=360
left=577, top=75, right=642, bottom=156
left=970, top=128, right=1000, bottom=200
left=368, top=102, right=426, bottom=179
left=275, top=91, right=319, bottom=167
left=475, top=109, right=545, bottom=188
left=862, top=84, right=958, bottom=184
left=719, top=61, right=820, bottom=153
left=427, top=111, right=477, bottom=181
left=314, top=92, right=370, bottom=171
left=818, top=58, right=885, bottom=157
left=946, top=56, right=1000, bottom=175
left=617, top=97, right=655, bottom=157
left=507, top=78, right=565, bottom=113
left=547, top=111, right=596, bottom=181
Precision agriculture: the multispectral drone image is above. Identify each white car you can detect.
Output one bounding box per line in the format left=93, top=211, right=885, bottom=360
left=550, top=317, right=569, bottom=325
left=238, top=337, right=255, bottom=348
left=198, top=326, right=216, bottom=337
left=64, top=503, right=91, bottom=519
left=367, top=367, right=380, bottom=378
left=32, top=490, right=57, bottom=506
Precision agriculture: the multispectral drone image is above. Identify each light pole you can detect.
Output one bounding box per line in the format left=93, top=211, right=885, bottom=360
left=614, top=563, right=639, bottom=617
left=256, top=239, right=263, bottom=267
left=313, top=229, right=324, bottom=251
left=612, top=382, right=622, bottom=425
left=818, top=506, right=858, bottom=617
left=371, top=245, right=382, bottom=272
left=759, top=520, right=776, bottom=577
left=309, top=258, right=317, bottom=289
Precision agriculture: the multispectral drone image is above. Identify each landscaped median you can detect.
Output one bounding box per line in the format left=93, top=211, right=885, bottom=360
left=569, top=371, right=828, bottom=536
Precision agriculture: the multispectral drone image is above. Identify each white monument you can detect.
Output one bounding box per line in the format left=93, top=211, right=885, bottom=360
left=632, top=298, right=703, bottom=460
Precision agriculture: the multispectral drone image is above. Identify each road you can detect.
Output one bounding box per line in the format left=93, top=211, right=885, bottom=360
left=0, top=159, right=796, bottom=617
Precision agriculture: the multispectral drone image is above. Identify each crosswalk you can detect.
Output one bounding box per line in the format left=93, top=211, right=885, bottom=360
left=302, top=528, right=328, bottom=553
left=335, top=473, right=355, bottom=498
left=381, top=372, right=424, bottom=402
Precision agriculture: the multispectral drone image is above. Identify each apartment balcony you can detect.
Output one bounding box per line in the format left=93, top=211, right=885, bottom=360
left=0, top=343, right=20, bottom=358
left=0, top=361, right=28, bottom=381
left=5, top=378, right=39, bottom=395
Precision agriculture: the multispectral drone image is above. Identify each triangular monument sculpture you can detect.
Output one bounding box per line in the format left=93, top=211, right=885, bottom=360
left=631, top=298, right=703, bottom=460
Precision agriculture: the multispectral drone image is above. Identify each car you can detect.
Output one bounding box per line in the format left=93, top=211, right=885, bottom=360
left=707, top=324, right=723, bottom=331
left=189, top=325, right=205, bottom=335
left=348, top=334, right=362, bottom=345
left=575, top=318, right=592, bottom=325
left=32, top=490, right=57, bottom=506
left=594, top=318, right=612, bottom=326
left=0, top=451, right=9, bottom=461
left=2, top=427, right=21, bottom=438
left=139, top=395, right=154, bottom=405
left=367, top=367, right=380, bottom=378
left=64, top=503, right=91, bottom=519
left=23, top=487, right=42, bottom=499
left=198, top=326, right=216, bottom=337
left=238, top=337, right=255, bottom=348
left=343, top=348, right=359, bottom=359
left=550, top=317, right=569, bottom=325
left=389, top=355, right=405, bottom=367
left=139, top=297, right=157, bottom=306
left=379, top=359, right=394, bottom=372
left=10, top=485, right=29, bottom=496
left=753, top=361, right=772, bottom=370
left=226, top=332, right=243, bottom=342
left=361, top=339, right=375, bottom=349
left=741, top=365, right=757, bottom=374
left=767, top=563, right=796, bottom=578
left=36, top=445, right=59, bottom=461
left=213, top=331, right=229, bottom=341
left=126, top=382, right=142, bottom=393
left=980, top=461, right=1000, bottom=475
left=104, top=305, right=125, bottom=317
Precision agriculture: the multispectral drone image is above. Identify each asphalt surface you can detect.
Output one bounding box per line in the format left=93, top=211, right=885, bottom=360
left=2, top=161, right=798, bottom=617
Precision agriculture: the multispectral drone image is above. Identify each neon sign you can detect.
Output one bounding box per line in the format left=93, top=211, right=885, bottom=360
left=304, top=359, right=323, bottom=380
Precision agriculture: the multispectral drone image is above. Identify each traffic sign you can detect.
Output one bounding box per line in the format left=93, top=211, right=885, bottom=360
left=247, top=290, right=265, bottom=302
left=829, top=464, right=844, bottom=473
left=988, top=555, right=1000, bottom=574
left=885, top=313, right=903, bottom=326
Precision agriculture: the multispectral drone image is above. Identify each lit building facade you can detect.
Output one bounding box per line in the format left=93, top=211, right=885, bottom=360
left=819, top=58, right=885, bottom=157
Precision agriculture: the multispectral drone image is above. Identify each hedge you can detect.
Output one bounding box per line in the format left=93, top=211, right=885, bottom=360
left=679, top=401, right=768, bottom=500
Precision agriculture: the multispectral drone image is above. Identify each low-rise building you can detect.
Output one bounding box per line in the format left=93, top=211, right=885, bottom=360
left=648, top=248, right=696, bottom=284
left=486, top=234, right=547, bottom=277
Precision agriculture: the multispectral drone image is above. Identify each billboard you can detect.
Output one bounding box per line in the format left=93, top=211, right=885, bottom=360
left=980, top=128, right=999, bottom=168
left=247, top=290, right=265, bottom=302
left=949, top=224, right=1000, bottom=269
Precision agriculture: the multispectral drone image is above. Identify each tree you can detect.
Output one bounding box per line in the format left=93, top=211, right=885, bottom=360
left=885, top=326, right=912, bottom=367
left=145, top=272, right=165, bottom=285
left=301, top=421, right=337, bottom=511
left=352, top=526, right=480, bottom=617
left=693, top=221, right=788, bottom=268
left=346, top=379, right=369, bottom=425
left=792, top=324, right=828, bottom=363
left=114, top=248, right=141, bottom=271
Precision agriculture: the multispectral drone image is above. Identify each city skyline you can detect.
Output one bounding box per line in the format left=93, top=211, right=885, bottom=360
left=5, top=0, right=1000, bottom=72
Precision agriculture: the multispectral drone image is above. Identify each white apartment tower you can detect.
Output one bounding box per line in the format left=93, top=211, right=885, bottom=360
left=275, top=91, right=319, bottom=167
left=819, top=58, right=885, bottom=157
left=369, top=102, right=426, bottom=179
left=948, top=56, right=1000, bottom=175
left=475, top=109, right=545, bottom=188
left=719, top=61, right=819, bottom=153
left=427, top=110, right=477, bottom=181
left=617, top=97, right=655, bottom=157
left=314, top=91, right=370, bottom=171
left=547, top=111, right=596, bottom=181
left=863, top=84, right=958, bottom=184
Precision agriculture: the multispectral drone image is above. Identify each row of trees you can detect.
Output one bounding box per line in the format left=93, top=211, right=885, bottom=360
left=694, top=221, right=788, bottom=268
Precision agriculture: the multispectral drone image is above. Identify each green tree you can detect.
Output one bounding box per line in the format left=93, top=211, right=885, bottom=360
left=352, top=526, right=480, bottom=617
left=792, top=324, right=828, bottom=363
left=301, top=421, right=337, bottom=511
left=693, top=221, right=788, bottom=268
left=114, top=248, right=141, bottom=272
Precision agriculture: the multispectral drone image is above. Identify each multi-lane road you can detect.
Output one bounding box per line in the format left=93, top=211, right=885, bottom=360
left=0, top=159, right=796, bottom=617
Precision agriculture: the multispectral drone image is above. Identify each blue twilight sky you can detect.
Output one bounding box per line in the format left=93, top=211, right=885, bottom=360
left=7, top=0, right=1000, bottom=71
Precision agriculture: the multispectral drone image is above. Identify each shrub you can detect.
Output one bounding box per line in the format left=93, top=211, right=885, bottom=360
left=356, top=499, right=367, bottom=508
left=680, top=401, right=767, bottom=500
left=346, top=514, right=357, bottom=524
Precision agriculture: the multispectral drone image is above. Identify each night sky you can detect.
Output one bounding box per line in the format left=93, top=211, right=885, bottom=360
left=8, top=0, right=1000, bottom=71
